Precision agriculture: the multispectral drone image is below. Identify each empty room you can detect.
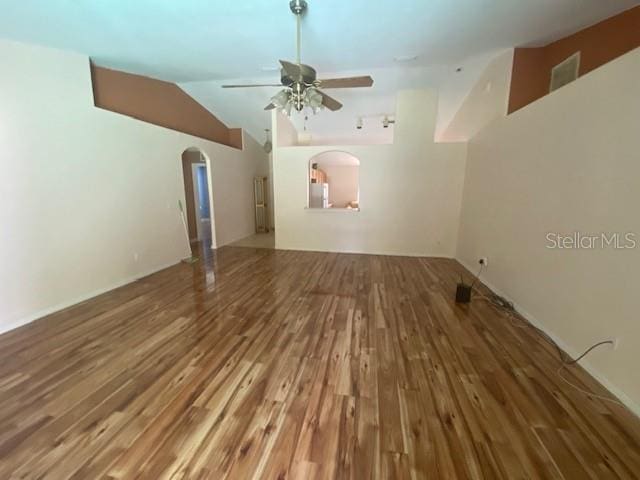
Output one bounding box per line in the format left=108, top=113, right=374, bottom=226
left=1, top=1, right=640, bottom=478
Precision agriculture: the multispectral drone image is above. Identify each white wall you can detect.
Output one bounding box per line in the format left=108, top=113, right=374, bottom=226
left=272, top=90, right=467, bottom=257
left=276, top=112, right=299, bottom=147
left=0, top=39, right=267, bottom=334
left=267, top=153, right=275, bottom=230
left=322, top=165, right=359, bottom=208
left=456, top=47, right=640, bottom=413
left=210, top=132, right=268, bottom=246
left=440, top=50, right=513, bottom=143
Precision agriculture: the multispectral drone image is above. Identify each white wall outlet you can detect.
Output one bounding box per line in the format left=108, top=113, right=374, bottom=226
left=479, top=257, right=488, bottom=267
left=133, top=253, right=139, bottom=262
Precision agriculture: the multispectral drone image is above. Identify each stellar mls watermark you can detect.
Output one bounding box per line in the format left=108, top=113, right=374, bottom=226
left=546, top=232, right=637, bottom=249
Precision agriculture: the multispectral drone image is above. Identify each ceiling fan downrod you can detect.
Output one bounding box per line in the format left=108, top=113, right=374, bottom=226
left=289, top=0, right=307, bottom=65
left=222, top=0, right=373, bottom=115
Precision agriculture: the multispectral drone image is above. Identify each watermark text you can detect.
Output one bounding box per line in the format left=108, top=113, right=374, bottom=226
left=546, top=232, right=637, bottom=249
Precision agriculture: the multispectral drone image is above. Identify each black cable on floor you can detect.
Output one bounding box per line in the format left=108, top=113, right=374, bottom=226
left=472, top=288, right=622, bottom=407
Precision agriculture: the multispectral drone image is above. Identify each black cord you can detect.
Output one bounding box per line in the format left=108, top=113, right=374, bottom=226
left=560, top=340, right=613, bottom=365
left=474, top=289, right=613, bottom=365
left=470, top=263, right=484, bottom=289
left=474, top=287, right=621, bottom=405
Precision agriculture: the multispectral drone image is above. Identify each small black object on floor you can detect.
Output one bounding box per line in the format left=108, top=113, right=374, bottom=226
left=456, top=283, right=472, bottom=303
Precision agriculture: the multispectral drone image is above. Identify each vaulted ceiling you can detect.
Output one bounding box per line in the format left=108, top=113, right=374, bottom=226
left=0, top=0, right=635, bottom=143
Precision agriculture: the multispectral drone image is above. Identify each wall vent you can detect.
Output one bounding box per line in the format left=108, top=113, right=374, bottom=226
left=550, top=52, right=581, bottom=93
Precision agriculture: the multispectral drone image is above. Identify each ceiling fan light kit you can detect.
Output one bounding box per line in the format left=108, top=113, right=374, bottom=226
left=262, top=129, right=273, bottom=153
left=222, top=0, right=374, bottom=117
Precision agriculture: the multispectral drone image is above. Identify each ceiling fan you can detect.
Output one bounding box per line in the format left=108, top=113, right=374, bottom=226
left=221, top=0, right=374, bottom=115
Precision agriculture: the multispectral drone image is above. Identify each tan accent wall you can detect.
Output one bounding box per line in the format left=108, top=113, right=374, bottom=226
left=91, top=65, right=243, bottom=149
left=508, top=6, right=640, bottom=113
left=228, top=129, right=244, bottom=150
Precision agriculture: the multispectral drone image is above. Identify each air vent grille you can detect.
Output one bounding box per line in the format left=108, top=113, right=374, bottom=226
left=550, top=52, right=581, bottom=93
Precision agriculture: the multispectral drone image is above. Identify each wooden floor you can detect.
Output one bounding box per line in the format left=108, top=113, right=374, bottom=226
left=1, top=245, right=639, bottom=479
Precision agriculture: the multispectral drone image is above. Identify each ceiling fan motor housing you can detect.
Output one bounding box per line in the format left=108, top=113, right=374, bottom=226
left=280, top=63, right=317, bottom=87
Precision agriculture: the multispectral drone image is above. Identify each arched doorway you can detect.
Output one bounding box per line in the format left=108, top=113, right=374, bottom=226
left=181, top=148, right=214, bottom=245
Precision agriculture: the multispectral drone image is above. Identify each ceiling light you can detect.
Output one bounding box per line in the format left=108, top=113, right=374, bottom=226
left=260, top=66, right=280, bottom=72
left=263, top=129, right=272, bottom=153
left=270, top=86, right=326, bottom=116
left=271, top=90, right=291, bottom=109
left=284, top=101, right=293, bottom=116
left=306, top=88, right=323, bottom=109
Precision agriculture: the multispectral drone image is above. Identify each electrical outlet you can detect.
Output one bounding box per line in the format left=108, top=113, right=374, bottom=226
left=133, top=253, right=139, bottom=262
left=479, top=257, right=488, bottom=267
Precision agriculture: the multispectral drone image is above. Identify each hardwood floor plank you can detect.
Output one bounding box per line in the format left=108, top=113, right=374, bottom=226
left=0, top=245, right=639, bottom=479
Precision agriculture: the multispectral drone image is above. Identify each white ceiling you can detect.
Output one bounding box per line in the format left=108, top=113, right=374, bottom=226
left=0, top=0, right=636, bottom=143
left=181, top=51, right=505, bottom=144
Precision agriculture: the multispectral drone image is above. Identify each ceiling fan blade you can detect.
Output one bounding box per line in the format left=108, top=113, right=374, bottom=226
left=279, top=60, right=301, bottom=80
left=264, top=103, right=277, bottom=110
left=317, top=76, right=374, bottom=89
left=318, top=90, right=343, bottom=111
left=222, top=84, right=282, bottom=88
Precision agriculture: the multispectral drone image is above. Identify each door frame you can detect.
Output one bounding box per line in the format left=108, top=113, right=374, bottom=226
left=191, top=162, right=211, bottom=241
left=181, top=148, right=216, bottom=249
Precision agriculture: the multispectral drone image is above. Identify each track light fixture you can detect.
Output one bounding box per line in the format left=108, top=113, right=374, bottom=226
left=382, top=115, right=396, bottom=128
left=354, top=114, right=395, bottom=130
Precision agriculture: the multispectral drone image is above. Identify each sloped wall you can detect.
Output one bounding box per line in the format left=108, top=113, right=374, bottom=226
left=440, top=50, right=513, bottom=143
left=508, top=6, right=640, bottom=113
left=0, top=39, right=267, bottom=334
left=91, top=65, right=243, bottom=149
left=457, top=47, right=640, bottom=413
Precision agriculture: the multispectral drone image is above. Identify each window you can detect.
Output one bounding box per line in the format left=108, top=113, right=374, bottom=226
left=308, top=151, right=360, bottom=210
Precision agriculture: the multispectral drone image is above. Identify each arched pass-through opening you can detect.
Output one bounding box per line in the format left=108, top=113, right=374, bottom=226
left=180, top=148, right=216, bottom=249
left=308, top=151, right=360, bottom=210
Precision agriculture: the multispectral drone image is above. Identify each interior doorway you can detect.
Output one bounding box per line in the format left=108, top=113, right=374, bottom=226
left=181, top=148, right=213, bottom=244
left=192, top=163, right=211, bottom=241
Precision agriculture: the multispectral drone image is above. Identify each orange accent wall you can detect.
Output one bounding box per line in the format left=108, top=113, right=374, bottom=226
left=508, top=6, right=640, bottom=114
left=91, top=65, right=243, bottom=149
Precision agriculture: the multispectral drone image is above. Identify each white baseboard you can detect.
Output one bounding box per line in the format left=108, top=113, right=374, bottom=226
left=273, top=244, right=454, bottom=258
left=0, top=259, right=181, bottom=336
left=456, top=257, right=640, bottom=418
